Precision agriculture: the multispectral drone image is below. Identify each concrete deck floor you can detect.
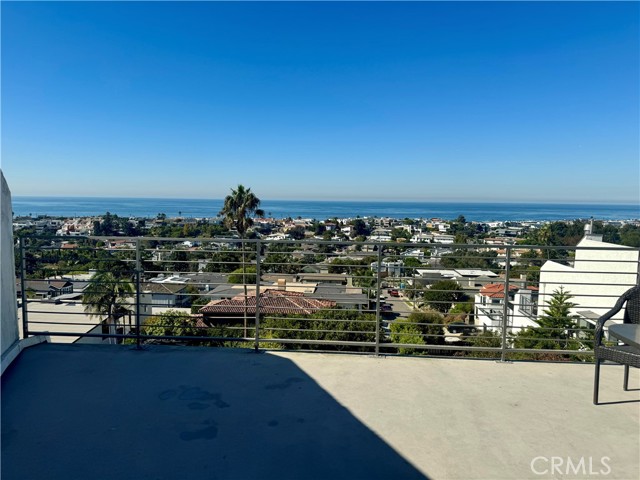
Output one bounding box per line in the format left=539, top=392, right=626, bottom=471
left=1, top=343, right=638, bottom=480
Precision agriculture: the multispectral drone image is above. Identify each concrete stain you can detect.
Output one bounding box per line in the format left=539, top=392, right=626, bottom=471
left=213, top=397, right=230, bottom=409
left=158, top=389, right=177, bottom=400
left=159, top=385, right=230, bottom=409
left=178, top=386, right=215, bottom=401
left=180, top=420, right=218, bottom=441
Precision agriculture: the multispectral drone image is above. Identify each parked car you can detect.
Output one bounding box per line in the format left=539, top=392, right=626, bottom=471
left=444, top=323, right=479, bottom=343
left=447, top=323, right=477, bottom=335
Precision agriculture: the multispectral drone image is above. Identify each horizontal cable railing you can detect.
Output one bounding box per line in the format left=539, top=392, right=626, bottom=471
left=15, top=235, right=640, bottom=360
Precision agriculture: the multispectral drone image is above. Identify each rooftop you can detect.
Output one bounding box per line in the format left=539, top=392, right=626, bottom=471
left=2, top=342, right=638, bottom=480
left=479, top=283, right=520, bottom=298
left=199, top=289, right=336, bottom=316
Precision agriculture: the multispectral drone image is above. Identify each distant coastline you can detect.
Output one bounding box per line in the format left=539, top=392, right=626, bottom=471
left=11, top=196, right=640, bottom=222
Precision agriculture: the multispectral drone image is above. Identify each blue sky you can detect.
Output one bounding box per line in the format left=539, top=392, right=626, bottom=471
left=2, top=1, right=638, bottom=203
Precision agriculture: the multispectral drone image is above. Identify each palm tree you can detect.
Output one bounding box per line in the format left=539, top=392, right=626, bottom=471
left=83, top=271, right=134, bottom=344
left=537, top=224, right=552, bottom=258
left=219, top=185, right=264, bottom=337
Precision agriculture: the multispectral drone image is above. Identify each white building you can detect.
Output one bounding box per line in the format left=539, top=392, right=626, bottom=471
left=538, top=229, right=639, bottom=327
left=410, top=233, right=433, bottom=243
left=432, top=234, right=455, bottom=244
left=402, top=249, right=426, bottom=261
left=371, top=260, right=404, bottom=277
left=474, top=283, right=539, bottom=332
left=369, top=234, right=392, bottom=242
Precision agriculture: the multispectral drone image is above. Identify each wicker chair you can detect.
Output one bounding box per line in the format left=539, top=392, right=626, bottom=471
left=593, top=285, right=640, bottom=404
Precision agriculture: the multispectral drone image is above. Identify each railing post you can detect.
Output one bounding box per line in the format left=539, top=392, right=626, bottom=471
left=500, top=246, right=512, bottom=362
left=19, top=236, right=29, bottom=339
left=135, top=239, right=142, bottom=349
left=254, top=239, right=261, bottom=353
left=374, top=245, right=382, bottom=356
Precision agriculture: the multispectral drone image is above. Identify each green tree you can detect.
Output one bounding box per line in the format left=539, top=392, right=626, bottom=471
left=536, top=224, right=552, bottom=258
left=206, top=250, right=243, bottom=273
left=423, top=280, right=465, bottom=313
left=390, top=319, right=425, bottom=354
left=446, top=301, right=474, bottom=324
left=219, top=185, right=264, bottom=336
left=141, top=310, right=199, bottom=337
left=263, top=252, right=302, bottom=274
left=402, top=256, right=422, bottom=277
left=403, top=257, right=422, bottom=269
left=350, top=218, right=371, bottom=238
left=228, top=266, right=257, bottom=284
left=391, top=228, right=408, bottom=241
left=288, top=225, right=306, bottom=240
left=260, top=309, right=379, bottom=352
left=509, top=249, right=542, bottom=283
left=82, top=271, right=134, bottom=343
left=168, top=250, right=191, bottom=272
left=390, top=311, right=444, bottom=354
left=465, top=330, right=501, bottom=358
left=313, top=221, right=326, bottom=235
left=537, top=287, right=579, bottom=337
left=514, top=287, right=580, bottom=353
left=440, top=249, right=498, bottom=270
left=620, top=224, right=640, bottom=247
left=454, top=233, right=468, bottom=244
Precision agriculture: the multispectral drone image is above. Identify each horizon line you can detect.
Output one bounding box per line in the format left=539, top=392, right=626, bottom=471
left=11, top=194, right=640, bottom=206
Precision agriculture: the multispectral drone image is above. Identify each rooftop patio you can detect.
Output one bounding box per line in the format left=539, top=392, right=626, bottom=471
left=2, top=342, right=638, bottom=480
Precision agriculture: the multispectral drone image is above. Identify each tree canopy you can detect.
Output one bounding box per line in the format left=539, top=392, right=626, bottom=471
left=390, top=311, right=444, bottom=354
left=219, top=185, right=264, bottom=237
left=514, top=287, right=582, bottom=353
left=83, top=271, right=134, bottom=340
left=423, top=280, right=465, bottom=313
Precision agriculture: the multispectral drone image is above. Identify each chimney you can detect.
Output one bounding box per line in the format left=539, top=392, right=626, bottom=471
left=583, top=218, right=603, bottom=242
left=277, top=279, right=286, bottom=291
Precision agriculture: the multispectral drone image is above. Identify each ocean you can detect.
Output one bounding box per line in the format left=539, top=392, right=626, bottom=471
left=11, top=196, right=640, bottom=222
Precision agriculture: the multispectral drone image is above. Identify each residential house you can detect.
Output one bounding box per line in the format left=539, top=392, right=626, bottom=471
left=141, top=282, right=190, bottom=307
left=19, top=279, right=74, bottom=300
left=307, top=283, right=369, bottom=312
left=432, top=234, right=455, bottom=244
left=474, top=283, right=539, bottom=332
left=199, top=289, right=336, bottom=324
left=538, top=228, right=639, bottom=327
left=410, top=232, right=433, bottom=243
left=370, top=260, right=404, bottom=277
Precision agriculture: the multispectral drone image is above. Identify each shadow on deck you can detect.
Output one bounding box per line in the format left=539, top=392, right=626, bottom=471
left=1, top=343, right=426, bottom=480
left=2, top=343, right=639, bottom=479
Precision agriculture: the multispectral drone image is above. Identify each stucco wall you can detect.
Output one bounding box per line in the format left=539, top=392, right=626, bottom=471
left=538, top=238, right=640, bottom=321
left=1, top=170, right=19, bottom=356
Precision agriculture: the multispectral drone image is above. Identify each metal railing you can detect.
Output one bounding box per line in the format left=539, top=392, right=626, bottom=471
left=16, top=235, right=640, bottom=361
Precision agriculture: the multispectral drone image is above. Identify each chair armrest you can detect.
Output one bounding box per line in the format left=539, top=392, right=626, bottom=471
left=594, top=286, right=639, bottom=347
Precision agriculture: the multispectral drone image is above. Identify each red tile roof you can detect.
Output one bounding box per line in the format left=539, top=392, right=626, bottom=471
left=479, top=283, right=518, bottom=299
left=199, top=289, right=336, bottom=316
